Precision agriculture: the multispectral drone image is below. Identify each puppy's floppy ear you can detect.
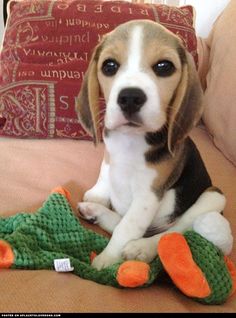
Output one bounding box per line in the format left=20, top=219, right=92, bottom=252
left=167, top=50, right=203, bottom=154
left=75, top=41, right=104, bottom=145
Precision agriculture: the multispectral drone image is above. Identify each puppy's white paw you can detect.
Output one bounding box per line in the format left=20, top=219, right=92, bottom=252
left=92, top=250, right=121, bottom=270
left=83, top=188, right=110, bottom=207
left=78, top=202, right=104, bottom=224
left=122, top=238, right=157, bottom=263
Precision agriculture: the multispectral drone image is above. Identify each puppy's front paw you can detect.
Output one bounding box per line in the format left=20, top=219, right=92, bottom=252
left=78, top=202, right=103, bottom=224
left=92, top=250, right=121, bottom=270
left=122, top=238, right=157, bottom=263
left=83, top=188, right=110, bottom=207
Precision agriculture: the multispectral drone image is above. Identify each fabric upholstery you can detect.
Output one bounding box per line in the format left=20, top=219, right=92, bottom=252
left=0, top=0, right=197, bottom=139
left=202, top=0, right=236, bottom=166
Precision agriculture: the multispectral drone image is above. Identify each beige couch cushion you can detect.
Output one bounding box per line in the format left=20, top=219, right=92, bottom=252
left=0, top=127, right=235, bottom=312
left=202, top=0, right=236, bottom=166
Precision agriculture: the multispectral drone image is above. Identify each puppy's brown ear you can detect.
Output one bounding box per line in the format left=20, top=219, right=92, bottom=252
left=75, top=42, right=103, bottom=144
left=167, top=50, right=203, bottom=154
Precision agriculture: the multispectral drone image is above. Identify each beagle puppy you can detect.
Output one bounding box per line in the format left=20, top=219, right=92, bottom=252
left=76, top=20, right=226, bottom=270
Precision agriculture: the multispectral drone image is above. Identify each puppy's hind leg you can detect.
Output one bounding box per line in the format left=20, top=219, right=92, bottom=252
left=169, top=186, right=226, bottom=233
left=122, top=187, right=226, bottom=263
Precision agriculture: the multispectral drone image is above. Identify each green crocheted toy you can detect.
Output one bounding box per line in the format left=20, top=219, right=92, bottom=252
left=0, top=187, right=235, bottom=305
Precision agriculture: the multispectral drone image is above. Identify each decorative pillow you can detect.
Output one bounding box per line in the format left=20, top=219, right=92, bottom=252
left=0, top=0, right=197, bottom=140
left=202, top=0, right=236, bottom=166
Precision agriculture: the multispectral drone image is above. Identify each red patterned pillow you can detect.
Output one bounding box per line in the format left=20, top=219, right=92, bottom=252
left=0, top=0, right=197, bottom=139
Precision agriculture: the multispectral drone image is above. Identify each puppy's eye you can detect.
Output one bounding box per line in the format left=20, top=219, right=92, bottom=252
left=152, top=60, right=175, bottom=77
left=101, top=59, right=120, bottom=76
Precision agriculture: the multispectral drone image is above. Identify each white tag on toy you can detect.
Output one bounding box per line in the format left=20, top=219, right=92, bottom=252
left=54, top=258, right=74, bottom=272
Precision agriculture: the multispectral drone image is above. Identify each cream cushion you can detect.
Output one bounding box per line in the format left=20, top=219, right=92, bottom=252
left=202, top=0, right=236, bottom=166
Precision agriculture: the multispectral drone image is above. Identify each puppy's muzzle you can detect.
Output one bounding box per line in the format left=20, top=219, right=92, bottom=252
left=117, top=87, right=147, bottom=117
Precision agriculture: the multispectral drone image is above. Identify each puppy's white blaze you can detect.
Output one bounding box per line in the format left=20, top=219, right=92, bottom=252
left=105, top=26, right=144, bottom=130
left=127, top=26, right=143, bottom=72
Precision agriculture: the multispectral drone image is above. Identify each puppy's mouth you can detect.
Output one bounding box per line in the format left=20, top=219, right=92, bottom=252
left=122, top=113, right=143, bottom=128
left=124, top=121, right=142, bottom=127
left=104, top=112, right=144, bottom=131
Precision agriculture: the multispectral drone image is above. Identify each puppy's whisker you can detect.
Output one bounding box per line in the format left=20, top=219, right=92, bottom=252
left=93, top=116, right=105, bottom=127
left=95, top=111, right=105, bottom=120
left=96, top=118, right=105, bottom=127
left=95, top=115, right=105, bottom=127
left=94, top=109, right=106, bottom=121
left=97, top=108, right=106, bottom=116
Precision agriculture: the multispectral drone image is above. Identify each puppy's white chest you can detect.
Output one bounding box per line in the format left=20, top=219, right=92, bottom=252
left=105, top=130, right=156, bottom=216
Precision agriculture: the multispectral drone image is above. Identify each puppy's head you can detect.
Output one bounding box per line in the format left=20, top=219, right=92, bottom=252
left=76, top=20, right=202, bottom=152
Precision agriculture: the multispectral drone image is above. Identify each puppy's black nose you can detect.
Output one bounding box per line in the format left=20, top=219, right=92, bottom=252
left=117, top=88, right=147, bottom=116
